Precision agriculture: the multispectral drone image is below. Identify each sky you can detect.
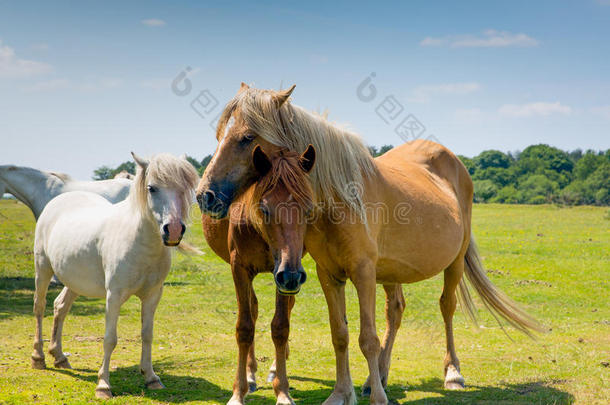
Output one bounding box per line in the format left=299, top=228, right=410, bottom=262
left=1, top=0, right=609, bottom=180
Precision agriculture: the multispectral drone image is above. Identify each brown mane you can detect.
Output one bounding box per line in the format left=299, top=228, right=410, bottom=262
left=238, top=150, right=314, bottom=234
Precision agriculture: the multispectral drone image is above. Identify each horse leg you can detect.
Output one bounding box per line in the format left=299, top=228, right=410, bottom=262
left=246, top=285, right=258, bottom=393
left=352, top=262, right=388, bottom=405
left=271, top=291, right=296, bottom=405
left=440, top=258, right=466, bottom=390
left=140, top=286, right=164, bottom=390
left=49, top=287, right=78, bottom=369
left=267, top=343, right=290, bottom=383
left=317, top=265, right=356, bottom=405
left=96, top=290, right=124, bottom=399
left=228, top=260, right=255, bottom=405
left=362, top=283, right=405, bottom=396
left=31, top=261, right=53, bottom=369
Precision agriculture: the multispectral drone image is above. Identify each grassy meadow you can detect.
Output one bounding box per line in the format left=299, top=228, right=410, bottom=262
left=0, top=200, right=608, bottom=404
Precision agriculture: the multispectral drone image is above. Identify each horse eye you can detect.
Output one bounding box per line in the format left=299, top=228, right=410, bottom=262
left=241, top=134, right=255, bottom=144
left=260, top=205, right=270, bottom=217
left=147, top=185, right=158, bottom=193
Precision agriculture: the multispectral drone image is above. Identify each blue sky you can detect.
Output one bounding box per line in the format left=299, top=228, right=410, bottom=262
left=1, top=0, right=609, bottom=179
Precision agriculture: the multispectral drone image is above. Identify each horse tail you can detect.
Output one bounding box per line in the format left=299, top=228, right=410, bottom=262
left=177, top=241, right=204, bottom=256
left=457, top=235, right=546, bottom=338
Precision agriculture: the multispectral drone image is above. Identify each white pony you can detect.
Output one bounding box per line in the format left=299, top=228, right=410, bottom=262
left=0, top=165, right=132, bottom=219
left=31, top=153, right=199, bottom=399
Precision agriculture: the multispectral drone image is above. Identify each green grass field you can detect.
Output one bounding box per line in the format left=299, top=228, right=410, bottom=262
left=0, top=200, right=608, bottom=404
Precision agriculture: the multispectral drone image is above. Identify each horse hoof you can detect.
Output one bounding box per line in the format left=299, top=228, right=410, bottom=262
left=276, top=396, right=296, bottom=405
left=361, top=385, right=371, bottom=397
left=146, top=380, right=166, bottom=390
left=54, top=357, right=72, bottom=369
left=267, top=371, right=276, bottom=383
left=248, top=381, right=257, bottom=393
left=31, top=357, right=46, bottom=370
left=444, top=380, right=465, bottom=390
left=95, top=388, right=113, bottom=399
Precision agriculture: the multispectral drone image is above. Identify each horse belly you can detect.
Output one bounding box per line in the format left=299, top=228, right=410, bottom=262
left=45, top=213, right=107, bottom=298
left=374, top=205, right=464, bottom=284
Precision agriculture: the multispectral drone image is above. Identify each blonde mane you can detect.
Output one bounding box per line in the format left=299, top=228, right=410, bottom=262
left=217, top=87, right=376, bottom=219
left=133, top=154, right=199, bottom=221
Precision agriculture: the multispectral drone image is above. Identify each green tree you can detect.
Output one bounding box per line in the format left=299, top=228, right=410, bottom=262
left=92, top=166, right=114, bottom=180
left=473, top=180, right=497, bottom=203
left=517, top=174, right=559, bottom=204
left=474, top=150, right=512, bottom=170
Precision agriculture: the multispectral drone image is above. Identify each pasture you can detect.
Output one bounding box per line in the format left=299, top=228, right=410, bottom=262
left=0, top=200, right=608, bottom=404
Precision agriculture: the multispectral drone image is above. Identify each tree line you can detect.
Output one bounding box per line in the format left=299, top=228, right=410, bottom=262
left=93, top=144, right=609, bottom=206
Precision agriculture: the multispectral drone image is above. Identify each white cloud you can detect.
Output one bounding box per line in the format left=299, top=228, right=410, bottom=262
left=498, top=102, right=572, bottom=117
left=421, top=30, right=539, bottom=48
left=141, top=18, right=166, bottom=27
left=0, top=40, right=52, bottom=78
left=591, top=105, right=610, bottom=119
left=23, top=78, right=71, bottom=92
left=409, top=82, right=481, bottom=103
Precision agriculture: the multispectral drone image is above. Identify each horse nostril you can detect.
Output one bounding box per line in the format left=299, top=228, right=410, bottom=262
left=162, top=224, right=169, bottom=235
left=275, top=271, right=286, bottom=286
left=180, top=224, right=186, bottom=236
left=299, top=270, right=307, bottom=285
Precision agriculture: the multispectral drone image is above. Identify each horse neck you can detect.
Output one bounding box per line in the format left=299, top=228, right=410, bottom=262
left=0, top=166, right=65, bottom=218
left=123, top=193, right=166, bottom=252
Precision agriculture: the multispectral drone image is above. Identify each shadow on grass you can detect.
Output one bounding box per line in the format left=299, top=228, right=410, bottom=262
left=48, top=361, right=282, bottom=403
left=0, top=277, right=104, bottom=320
left=288, top=376, right=573, bottom=404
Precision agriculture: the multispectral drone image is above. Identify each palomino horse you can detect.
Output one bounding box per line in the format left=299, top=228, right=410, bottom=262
left=32, top=153, right=198, bottom=399
left=0, top=165, right=131, bottom=219
left=201, top=145, right=315, bottom=405
left=197, top=83, right=544, bottom=405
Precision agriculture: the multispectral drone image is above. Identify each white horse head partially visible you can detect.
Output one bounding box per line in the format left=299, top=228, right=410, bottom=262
left=131, top=152, right=199, bottom=246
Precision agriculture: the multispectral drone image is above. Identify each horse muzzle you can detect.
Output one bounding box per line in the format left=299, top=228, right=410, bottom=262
left=162, top=223, right=186, bottom=246
left=196, top=189, right=230, bottom=219
left=274, top=266, right=307, bottom=295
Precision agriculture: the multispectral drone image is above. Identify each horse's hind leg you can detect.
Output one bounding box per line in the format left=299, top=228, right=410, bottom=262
left=440, top=258, right=466, bottom=390
left=362, top=283, right=405, bottom=396
left=246, top=285, right=258, bottom=393
left=139, top=286, right=164, bottom=390
left=49, top=287, right=78, bottom=368
left=31, top=258, right=53, bottom=369
left=271, top=291, right=296, bottom=405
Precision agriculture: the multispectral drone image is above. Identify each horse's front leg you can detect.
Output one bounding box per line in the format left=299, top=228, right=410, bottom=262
left=352, top=261, right=388, bottom=405
left=139, top=286, right=165, bottom=390
left=246, top=284, right=258, bottom=393
left=362, top=284, right=405, bottom=396
left=96, top=290, right=124, bottom=399
left=271, top=291, right=296, bottom=405
left=228, top=258, right=255, bottom=405
left=317, top=265, right=356, bottom=405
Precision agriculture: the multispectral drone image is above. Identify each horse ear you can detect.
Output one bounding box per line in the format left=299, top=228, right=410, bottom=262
left=131, top=152, right=149, bottom=170
left=238, top=82, right=249, bottom=93
left=252, top=145, right=272, bottom=176
left=273, top=84, right=296, bottom=107
left=300, top=144, right=316, bottom=173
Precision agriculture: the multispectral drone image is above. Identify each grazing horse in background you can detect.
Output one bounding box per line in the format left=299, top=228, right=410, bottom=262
left=114, top=170, right=135, bottom=180
left=197, top=83, right=544, bottom=405
left=0, top=165, right=131, bottom=219
left=32, top=153, right=198, bottom=399
left=201, top=145, right=315, bottom=405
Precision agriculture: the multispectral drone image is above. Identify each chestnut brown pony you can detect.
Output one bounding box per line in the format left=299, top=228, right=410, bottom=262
left=197, top=83, right=544, bottom=405
left=201, top=145, right=315, bottom=405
